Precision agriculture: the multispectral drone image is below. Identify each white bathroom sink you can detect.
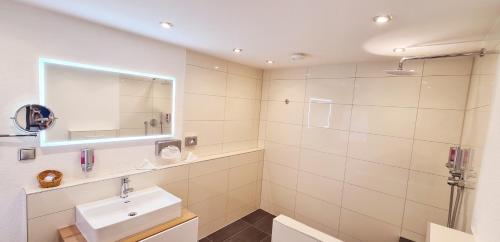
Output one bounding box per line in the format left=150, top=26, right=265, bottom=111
left=75, top=186, right=182, bottom=242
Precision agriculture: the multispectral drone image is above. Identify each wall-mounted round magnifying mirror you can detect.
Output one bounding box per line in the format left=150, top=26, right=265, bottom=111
left=11, top=104, right=56, bottom=132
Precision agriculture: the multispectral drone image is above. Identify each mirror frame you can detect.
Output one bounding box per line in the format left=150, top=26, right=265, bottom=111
left=38, top=58, right=176, bottom=147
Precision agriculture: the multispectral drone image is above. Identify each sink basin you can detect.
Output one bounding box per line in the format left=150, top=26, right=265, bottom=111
left=76, top=186, right=182, bottom=242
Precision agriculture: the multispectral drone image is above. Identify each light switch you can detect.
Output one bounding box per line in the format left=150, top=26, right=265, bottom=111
left=18, top=148, right=36, bottom=161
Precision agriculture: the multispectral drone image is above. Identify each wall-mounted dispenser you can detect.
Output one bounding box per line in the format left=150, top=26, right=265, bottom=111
left=81, top=148, right=95, bottom=173
left=446, top=146, right=470, bottom=229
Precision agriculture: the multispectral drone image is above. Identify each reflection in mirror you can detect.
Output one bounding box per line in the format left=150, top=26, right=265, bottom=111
left=40, top=59, right=174, bottom=146
left=11, top=104, right=56, bottom=132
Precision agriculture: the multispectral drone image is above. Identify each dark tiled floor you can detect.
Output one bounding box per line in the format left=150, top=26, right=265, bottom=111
left=201, top=209, right=275, bottom=242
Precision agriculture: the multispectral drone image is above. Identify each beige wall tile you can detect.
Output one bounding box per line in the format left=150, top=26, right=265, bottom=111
left=423, top=56, right=473, bottom=76
left=354, top=77, right=421, bottom=107
left=184, top=93, right=225, bottom=121
left=305, top=78, right=355, bottom=104
left=263, top=161, right=298, bottom=189
left=261, top=180, right=297, bottom=211
left=260, top=200, right=295, bottom=218
left=348, top=132, right=413, bottom=168
left=223, top=120, right=259, bottom=142
left=229, top=162, right=259, bottom=189
left=265, top=122, right=302, bottom=146
left=223, top=140, right=259, bottom=153
left=28, top=209, right=75, bottom=242
left=350, top=106, right=417, bottom=138
left=339, top=208, right=401, bottom=242
left=189, top=157, right=229, bottom=178
left=472, top=54, right=499, bottom=75
left=185, top=65, right=227, bottom=96
left=188, top=194, right=227, bottom=226
left=419, top=76, right=469, bottom=109
left=264, top=141, right=301, bottom=169
left=406, top=171, right=449, bottom=209
left=299, top=149, right=346, bottom=181
left=342, top=184, right=405, bottom=226
left=415, top=109, right=464, bottom=143
left=345, top=158, right=409, bottom=197
left=183, top=121, right=224, bottom=146
left=188, top=170, right=228, bottom=205
left=226, top=74, right=261, bottom=99
left=297, top=171, right=343, bottom=205
left=301, top=127, right=348, bottom=155
left=295, top=193, right=341, bottom=231
left=267, top=100, right=305, bottom=125
left=229, top=151, right=261, bottom=168
left=461, top=106, right=491, bottom=148
left=227, top=181, right=259, bottom=213
left=224, top=98, right=260, bottom=120
left=268, top=79, right=306, bottom=102
left=411, top=140, right=452, bottom=176
left=467, top=75, right=495, bottom=109
left=403, top=200, right=448, bottom=235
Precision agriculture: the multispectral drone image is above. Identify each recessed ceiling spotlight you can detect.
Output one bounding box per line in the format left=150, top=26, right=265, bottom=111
left=393, top=48, right=406, bottom=53
left=372, top=15, right=392, bottom=24
left=160, top=21, right=173, bottom=29
left=233, top=48, right=243, bottom=53
left=266, top=60, right=274, bottom=64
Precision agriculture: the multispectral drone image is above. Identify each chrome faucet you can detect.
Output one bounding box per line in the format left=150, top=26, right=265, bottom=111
left=120, top=177, right=134, bottom=199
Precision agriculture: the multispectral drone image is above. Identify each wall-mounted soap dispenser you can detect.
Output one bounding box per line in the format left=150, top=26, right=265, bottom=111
left=81, top=148, right=95, bottom=173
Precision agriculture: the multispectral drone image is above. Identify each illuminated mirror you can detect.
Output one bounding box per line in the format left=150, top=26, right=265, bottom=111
left=39, top=58, right=175, bottom=147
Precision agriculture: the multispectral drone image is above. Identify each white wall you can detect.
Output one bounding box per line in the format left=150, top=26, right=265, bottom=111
left=472, top=51, right=500, bottom=242
left=259, top=57, right=474, bottom=242
left=456, top=53, right=500, bottom=233
left=0, top=1, right=186, bottom=241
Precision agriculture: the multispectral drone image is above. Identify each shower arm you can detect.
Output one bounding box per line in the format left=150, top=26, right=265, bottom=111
left=397, top=48, right=487, bottom=70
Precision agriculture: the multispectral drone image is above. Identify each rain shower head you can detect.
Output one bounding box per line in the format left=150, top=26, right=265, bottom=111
left=385, top=68, right=416, bottom=76
left=385, top=48, right=487, bottom=76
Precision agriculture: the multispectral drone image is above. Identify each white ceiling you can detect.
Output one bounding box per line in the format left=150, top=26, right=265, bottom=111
left=17, top=0, right=500, bottom=69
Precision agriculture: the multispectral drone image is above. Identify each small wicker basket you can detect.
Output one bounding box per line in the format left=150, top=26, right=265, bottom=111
left=37, top=170, right=63, bottom=188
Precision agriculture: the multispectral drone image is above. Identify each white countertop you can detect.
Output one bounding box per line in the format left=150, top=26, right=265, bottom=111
left=427, top=223, right=475, bottom=242
left=24, top=147, right=263, bottom=195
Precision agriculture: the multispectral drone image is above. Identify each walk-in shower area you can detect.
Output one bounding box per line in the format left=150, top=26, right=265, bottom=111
left=258, top=52, right=499, bottom=242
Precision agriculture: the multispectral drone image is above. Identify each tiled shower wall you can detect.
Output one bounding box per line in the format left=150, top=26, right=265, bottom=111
left=183, top=51, right=263, bottom=156
left=259, top=57, right=474, bottom=242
